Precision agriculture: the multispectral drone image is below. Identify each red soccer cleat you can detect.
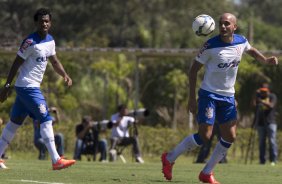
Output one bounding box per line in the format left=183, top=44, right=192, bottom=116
left=52, top=157, right=76, bottom=170
left=199, top=171, right=220, bottom=184
left=161, top=152, right=174, bottom=180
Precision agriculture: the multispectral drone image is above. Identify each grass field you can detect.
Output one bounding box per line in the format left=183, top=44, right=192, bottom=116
left=0, top=155, right=281, bottom=184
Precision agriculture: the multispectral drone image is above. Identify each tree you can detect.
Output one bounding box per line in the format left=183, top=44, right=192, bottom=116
left=164, top=69, right=188, bottom=129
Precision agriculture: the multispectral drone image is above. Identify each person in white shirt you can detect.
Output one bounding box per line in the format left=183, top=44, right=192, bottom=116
left=109, top=104, right=144, bottom=163
left=0, top=8, right=75, bottom=170
left=161, top=13, right=278, bottom=183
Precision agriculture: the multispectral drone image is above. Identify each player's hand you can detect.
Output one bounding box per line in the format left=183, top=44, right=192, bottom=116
left=188, top=97, right=197, bottom=114
left=266, top=56, right=278, bottom=65
left=0, top=86, right=12, bottom=103
left=64, top=75, right=72, bottom=87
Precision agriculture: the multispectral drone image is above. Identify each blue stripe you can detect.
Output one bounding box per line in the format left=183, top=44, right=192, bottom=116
left=205, top=34, right=247, bottom=49
left=220, top=138, right=232, bottom=148
left=25, top=32, right=54, bottom=45
left=193, top=133, right=203, bottom=146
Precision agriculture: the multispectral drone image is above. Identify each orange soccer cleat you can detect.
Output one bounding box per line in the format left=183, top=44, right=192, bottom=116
left=52, top=157, right=76, bottom=170
left=0, top=159, right=8, bottom=169
left=161, top=152, right=174, bottom=181
left=199, top=171, right=220, bottom=184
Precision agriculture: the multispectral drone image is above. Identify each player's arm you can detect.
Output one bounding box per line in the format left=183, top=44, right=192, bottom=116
left=246, top=47, right=278, bottom=65
left=0, top=55, right=25, bottom=102
left=49, top=55, right=72, bottom=87
left=188, top=60, right=203, bottom=114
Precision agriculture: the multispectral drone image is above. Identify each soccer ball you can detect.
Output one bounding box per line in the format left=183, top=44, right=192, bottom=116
left=192, top=14, right=215, bottom=36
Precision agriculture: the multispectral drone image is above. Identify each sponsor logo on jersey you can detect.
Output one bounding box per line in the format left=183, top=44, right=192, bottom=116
left=218, top=60, right=240, bottom=68
left=205, top=107, right=213, bottom=119
left=36, top=56, right=48, bottom=62
left=19, top=39, right=33, bottom=53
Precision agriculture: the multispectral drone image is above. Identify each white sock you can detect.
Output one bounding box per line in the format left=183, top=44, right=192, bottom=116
left=167, top=134, right=200, bottom=163
left=202, top=141, right=230, bottom=174
left=40, top=121, right=60, bottom=163
left=0, top=121, right=20, bottom=157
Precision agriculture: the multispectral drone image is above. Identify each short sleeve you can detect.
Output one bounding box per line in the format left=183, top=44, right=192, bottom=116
left=195, top=42, right=210, bottom=64
left=17, top=38, right=33, bottom=60
left=244, top=39, right=252, bottom=52
left=50, top=40, right=56, bottom=56
left=111, top=113, right=119, bottom=123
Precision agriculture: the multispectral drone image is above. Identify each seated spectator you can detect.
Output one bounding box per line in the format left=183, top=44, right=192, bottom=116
left=109, top=104, right=144, bottom=163
left=33, top=107, right=64, bottom=160
left=73, top=116, right=107, bottom=162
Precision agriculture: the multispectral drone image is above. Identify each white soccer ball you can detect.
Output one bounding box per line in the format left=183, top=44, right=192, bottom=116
left=192, top=14, right=215, bottom=36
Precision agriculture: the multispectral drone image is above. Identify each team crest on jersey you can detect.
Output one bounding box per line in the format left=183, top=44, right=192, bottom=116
left=205, top=107, right=213, bottom=119
left=19, top=39, right=33, bottom=53
left=39, top=104, right=47, bottom=114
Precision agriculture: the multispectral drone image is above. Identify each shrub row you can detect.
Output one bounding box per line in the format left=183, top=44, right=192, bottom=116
left=5, top=123, right=282, bottom=163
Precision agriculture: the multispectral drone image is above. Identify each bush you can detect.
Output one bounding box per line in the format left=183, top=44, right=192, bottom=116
left=5, top=123, right=282, bottom=163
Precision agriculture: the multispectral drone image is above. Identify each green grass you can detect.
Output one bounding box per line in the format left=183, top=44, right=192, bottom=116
left=0, top=156, right=281, bottom=184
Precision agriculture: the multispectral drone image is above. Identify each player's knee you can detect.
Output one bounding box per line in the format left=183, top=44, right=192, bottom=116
left=198, top=131, right=212, bottom=143
left=222, top=134, right=236, bottom=143
left=230, top=134, right=236, bottom=142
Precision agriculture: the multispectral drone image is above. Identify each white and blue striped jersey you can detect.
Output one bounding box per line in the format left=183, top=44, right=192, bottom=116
left=15, top=32, right=56, bottom=87
left=195, top=34, right=251, bottom=97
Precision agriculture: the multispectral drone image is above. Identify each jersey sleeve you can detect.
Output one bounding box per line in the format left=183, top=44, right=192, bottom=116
left=17, top=38, right=33, bottom=60
left=111, top=113, right=118, bottom=123
left=50, top=40, right=56, bottom=56
left=243, top=37, right=252, bottom=52
left=195, top=42, right=210, bottom=64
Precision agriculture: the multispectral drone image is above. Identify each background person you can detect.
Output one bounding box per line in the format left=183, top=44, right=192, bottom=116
left=73, top=116, right=108, bottom=162
left=109, top=104, right=144, bottom=163
left=253, top=83, right=278, bottom=165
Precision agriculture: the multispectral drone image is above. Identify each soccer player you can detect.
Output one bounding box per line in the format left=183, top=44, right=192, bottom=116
left=0, top=8, right=76, bottom=170
left=161, top=13, right=278, bottom=183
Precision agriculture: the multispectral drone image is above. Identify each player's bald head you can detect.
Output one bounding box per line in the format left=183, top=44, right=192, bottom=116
left=220, top=13, right=237, bottom=25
